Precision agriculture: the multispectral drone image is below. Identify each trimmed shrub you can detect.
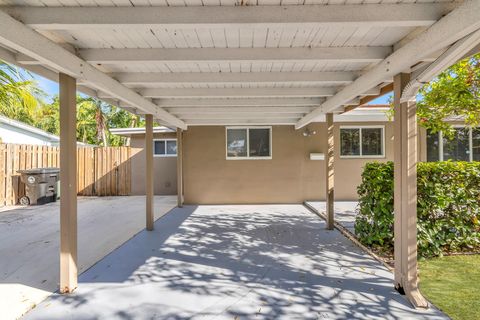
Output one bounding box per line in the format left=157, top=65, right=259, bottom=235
left=355, top=161, right=480, bottom=257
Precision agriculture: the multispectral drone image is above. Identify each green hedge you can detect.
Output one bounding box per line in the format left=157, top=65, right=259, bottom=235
left=355, top=161, right=480, bottom=257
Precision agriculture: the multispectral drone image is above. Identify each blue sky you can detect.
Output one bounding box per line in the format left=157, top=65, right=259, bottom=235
left=367, top=94, right=391, bottom=105
left=32, top=73, right=58, bottom=102
left=30, top=69, right=393, bottom=105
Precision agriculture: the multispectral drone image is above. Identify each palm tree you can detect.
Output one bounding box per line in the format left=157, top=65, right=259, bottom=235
left=77, top=97, right=109, bottom=146
left=107, top=107, right=142, bottom=146
left=1, top=63, right=141, bottom=146
left=0, top=62, right=44, bottom=124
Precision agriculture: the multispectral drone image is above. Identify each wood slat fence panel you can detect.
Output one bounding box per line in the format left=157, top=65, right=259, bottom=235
left=0, top=144, right=131, bottom=206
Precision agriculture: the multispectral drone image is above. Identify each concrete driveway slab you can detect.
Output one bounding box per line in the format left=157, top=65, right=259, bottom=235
left=23, top=205, right=446, bottom=320
left=0, top=196, right=176, bottom=320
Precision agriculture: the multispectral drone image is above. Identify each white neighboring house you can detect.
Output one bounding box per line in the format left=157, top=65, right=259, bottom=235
left=0, top=115, right=89, bottom=146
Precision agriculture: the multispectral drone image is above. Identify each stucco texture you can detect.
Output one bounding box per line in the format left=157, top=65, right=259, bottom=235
left=181, top=123, right=394, bottom=204
left=130, top=132, right=178, bottom=196
left=127, top=122, right=402, bottom=204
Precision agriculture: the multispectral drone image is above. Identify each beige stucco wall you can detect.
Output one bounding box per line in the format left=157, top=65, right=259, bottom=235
left=130, top=132, right=177, bottom=195
left=127, top=122, right=430, bottom=203
left=181, top=122, right=395, bottom=204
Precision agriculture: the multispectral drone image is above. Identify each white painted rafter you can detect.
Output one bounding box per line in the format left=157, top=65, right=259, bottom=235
left=296, top=0, right=480, bottom=129
left=179, top=113, right=306, bottom=120
left=2, top=3, right=456, bottom=29
left=105, top=71, right=356, bottom=86
left=167, top=106, right=314, bottom=114
left=0, top=10, right=186, bottom=129
left=111, top=87, right=337, bottom=99
left=154, top=98, right=324, bottom=107
left=16, top=47, right=391, bottom=65
left=82, top=47, right=389, bottom=64
left=186, top=119, right=299, bottom=126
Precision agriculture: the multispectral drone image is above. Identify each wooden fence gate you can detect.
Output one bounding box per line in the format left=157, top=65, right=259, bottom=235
left=0, top=144, right=131, bottom=206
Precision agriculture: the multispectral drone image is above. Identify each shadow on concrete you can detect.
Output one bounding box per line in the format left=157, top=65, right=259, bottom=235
left=0, top=196, right=177, bottom=320
left=24, top=205, right=446, bottom=320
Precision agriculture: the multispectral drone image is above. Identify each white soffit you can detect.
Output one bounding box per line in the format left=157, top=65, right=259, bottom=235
left=0, top=0, right=475, bottom=128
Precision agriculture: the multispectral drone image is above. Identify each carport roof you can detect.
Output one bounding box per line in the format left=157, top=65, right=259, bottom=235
left=0, top=0, right=479, bottom=129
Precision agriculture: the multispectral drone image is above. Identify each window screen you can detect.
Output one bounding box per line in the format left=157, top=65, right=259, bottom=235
left=473, top=128, right=480, bottom=161
left=154, top=140, right=166, bottom=155
left=443, top=128, right=470, bottom=161
left=340, top=129, right=360, bottom=156
left=426, top=131, right=440, bottom=162
left=362, top=128, right=383, bottom=156
left=227, top=128, right=247, bottom=158
left=249, top=128, right=270, bottom=157
left=166, top=140, right=177, bottom=155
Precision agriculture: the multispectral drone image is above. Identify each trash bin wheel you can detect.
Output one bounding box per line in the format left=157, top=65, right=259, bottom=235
left=19, top=196, right=30, bottom=206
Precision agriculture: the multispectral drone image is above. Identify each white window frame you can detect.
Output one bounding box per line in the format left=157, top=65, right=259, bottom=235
left=153, top=139, right=177, bottom=157
left=431, top=125, right=477, bottom=162
left=225, top=126, right=273, bottom=160
left=339, top=125, right=386, bottom=159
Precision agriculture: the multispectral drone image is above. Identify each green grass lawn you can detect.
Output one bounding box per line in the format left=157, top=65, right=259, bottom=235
left=419, top=255, right=480, bottom=320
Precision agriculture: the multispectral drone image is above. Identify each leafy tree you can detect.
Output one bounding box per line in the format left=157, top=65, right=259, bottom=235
left=417, top=53, right=480, bottom=137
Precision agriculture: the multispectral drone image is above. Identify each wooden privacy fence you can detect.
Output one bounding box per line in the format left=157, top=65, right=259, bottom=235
left=0, top=144, right=131, bottom=206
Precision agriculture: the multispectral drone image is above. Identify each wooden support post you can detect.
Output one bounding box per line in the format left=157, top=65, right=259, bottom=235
left=145, top=114, right=154, bottom=231
left=393, top=73, right=428, bottom=308
left=59, top=73, right=77, bottom=294
left=325, top=113, right=335, bottom=230
left=176, top=128, right=183, bottom=207
left=418, top=127, right=428, bottom=162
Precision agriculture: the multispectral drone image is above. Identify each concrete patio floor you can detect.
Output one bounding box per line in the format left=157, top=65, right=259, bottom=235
left=0, top=196, right=177, bottom=320
left=306, top=201, right=358, bottom=234
left=23, top=204, right=446, bottom=320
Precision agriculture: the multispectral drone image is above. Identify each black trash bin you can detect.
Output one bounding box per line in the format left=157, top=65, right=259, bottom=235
left=17, top=168, right=60, bottom=205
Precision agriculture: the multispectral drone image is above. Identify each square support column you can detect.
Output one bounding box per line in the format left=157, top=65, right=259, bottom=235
left=145, top=114, right=154, bottom=231
left=325, top=113, right=335, bottom=230
left=176, top=128, right=183, bottom=208
left=59, top=73, right=78, bottom=294
left=393, top=73, right=428, bottom=308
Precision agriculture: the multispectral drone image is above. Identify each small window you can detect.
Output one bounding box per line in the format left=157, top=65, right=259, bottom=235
left=340, top=126, right=384, bottom=158
left=154, top=139, right=177, bottom=157
left=226, top=127, right=272, bottom=159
